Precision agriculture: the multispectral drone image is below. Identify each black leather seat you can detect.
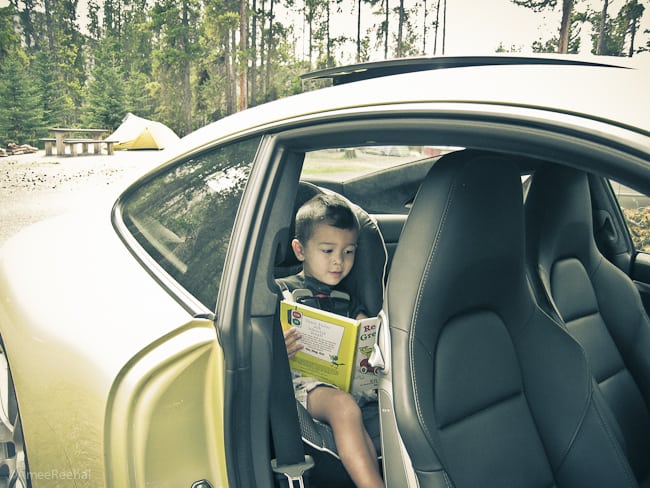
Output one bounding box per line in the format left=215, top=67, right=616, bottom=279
left=383, top=150, right=637, bottom=487
left=525, top=163, right=650, bottom=486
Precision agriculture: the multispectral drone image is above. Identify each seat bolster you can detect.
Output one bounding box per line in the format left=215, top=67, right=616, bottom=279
left=593, top=259, right=650, bottom=405
left=341, top=203, right=387, bottom=316
left=517, top=309, right=637, bottom=486
left=390, top=325, right=443, bottom=472
left=555, top=398, right=638, bottom=487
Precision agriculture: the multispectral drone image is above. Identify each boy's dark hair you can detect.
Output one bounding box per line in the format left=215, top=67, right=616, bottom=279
left=295, top=194, right=359, bottom=243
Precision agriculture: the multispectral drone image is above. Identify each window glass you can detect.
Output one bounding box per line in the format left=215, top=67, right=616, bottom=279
left=302, top=146, right=448, bottom=180
left=611, top=180, right=650, bottom=252
left=122, top=137, right=261, bottom=309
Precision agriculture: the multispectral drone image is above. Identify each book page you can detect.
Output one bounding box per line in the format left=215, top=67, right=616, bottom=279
left=293, top=312, right=345, bottom=362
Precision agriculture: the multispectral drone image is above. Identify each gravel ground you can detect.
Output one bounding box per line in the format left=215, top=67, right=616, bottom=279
left=0, top=149, right=164, bottom=246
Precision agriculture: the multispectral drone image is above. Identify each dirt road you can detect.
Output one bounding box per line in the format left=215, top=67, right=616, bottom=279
left=0, top=150, right=163, bottom=246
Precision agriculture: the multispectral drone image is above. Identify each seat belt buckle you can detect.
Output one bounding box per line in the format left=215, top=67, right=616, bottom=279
left=271, top=455, right=315, bottom=488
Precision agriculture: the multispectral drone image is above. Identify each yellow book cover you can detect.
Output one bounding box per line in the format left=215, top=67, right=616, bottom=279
left=280, top=299, right=379, bottom=395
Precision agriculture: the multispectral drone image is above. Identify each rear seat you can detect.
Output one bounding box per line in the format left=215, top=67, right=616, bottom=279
left=525, top=163, right=650, bottom=486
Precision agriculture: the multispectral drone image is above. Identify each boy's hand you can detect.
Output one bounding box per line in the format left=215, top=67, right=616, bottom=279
left=284, top=327, right=304, bottom=358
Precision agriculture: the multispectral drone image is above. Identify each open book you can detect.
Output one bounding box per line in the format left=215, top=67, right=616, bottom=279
left=280, top=298, right=380, bottom=395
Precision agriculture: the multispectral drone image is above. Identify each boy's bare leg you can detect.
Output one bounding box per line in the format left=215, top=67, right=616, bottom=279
left=308, top=387, right=385, bottom=488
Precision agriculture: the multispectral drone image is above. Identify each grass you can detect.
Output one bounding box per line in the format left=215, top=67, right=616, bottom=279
left=302, top=148, right=418, bottom=178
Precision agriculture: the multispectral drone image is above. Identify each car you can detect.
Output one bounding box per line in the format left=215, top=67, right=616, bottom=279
left=1, top=54, right=649, bottom=487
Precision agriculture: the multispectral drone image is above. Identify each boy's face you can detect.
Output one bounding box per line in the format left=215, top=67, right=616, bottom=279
left=292, top=223, right=358, bottom=287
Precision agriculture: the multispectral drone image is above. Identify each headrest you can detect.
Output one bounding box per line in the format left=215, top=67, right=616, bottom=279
left=275, top=181, right=324, bottom=275
left=525, top=164, right=596, bottom=267
left=387, top=150, right=530, bottom=331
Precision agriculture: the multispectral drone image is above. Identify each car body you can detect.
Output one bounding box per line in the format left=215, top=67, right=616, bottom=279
left=0, top=54, right=649, bottom=487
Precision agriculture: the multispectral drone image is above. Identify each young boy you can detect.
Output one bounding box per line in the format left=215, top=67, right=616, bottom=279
left=278, top=193, right=385, bottom=488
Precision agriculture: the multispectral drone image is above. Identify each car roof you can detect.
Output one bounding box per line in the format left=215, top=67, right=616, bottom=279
left=166, top=54, right=650, bottom=161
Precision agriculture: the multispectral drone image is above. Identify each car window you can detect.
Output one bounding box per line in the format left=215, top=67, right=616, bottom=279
left=122, top=136, right=261, bottom=309
left=610, top=180, right=650, bottom=253
left=302, top=146, right=446, bottom=181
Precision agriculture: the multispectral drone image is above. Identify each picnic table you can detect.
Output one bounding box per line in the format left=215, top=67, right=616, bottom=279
left=40, top=128, right=116, bottom=156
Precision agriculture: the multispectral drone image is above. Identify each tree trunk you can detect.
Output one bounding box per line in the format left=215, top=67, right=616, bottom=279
left=265, top=0, right=274, bottom=100
left=260, top=0, right=266, bottom=97
left=557, top=0, right=574, bottom=53
left=629, top=21, right=636, bottom=56
left=231, top=27, right=238, bottom=109
left=397, top=0, right=404, bottom=57
left=308, top=6, right=313, bottom=67
left=251, top=0, right=257, bottom=105
left=181, top=0, right=192, bottom=133
left=596, top=0, right=609, bottom=55
left=225, top=30, right=234, bottom=114
left=422, top=0, right=427, bottom=54
left=239, top=0, right=248, bottom=111
left=434, top=0, right=441, bottom=54
left=442, top=0, right=447, bottom=54
left=356, top=0, right=362, bottom=62
left=384, top=0, right=389, bottom=59
left=326, top=1, right=331, bottom=66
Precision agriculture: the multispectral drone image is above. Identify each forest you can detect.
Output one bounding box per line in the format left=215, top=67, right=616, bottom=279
left=0, top=0, right=648, bottom=147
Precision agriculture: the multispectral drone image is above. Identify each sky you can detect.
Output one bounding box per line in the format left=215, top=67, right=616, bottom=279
left=444, top=0, right=561, bottom=54
left=323, top=0, right=650, bottom=60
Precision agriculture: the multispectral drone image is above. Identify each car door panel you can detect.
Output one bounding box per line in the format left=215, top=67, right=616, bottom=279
left=599, top=177, right=650, bottom=316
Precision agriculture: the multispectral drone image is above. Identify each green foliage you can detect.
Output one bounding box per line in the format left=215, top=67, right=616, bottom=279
left=589, top=0, right=646, bottom=56
left=0, top=54, right=43, bottom=146
left=511, top=0, right=557, bottom=12
left=531, top=9, right=583, bottom=53
left=1, top=0, right=648, bottom=145
left=0, top=6, right=19, bottom=63
left=83, top=62, right=127, bottom=129
left=32, top=50, right=72, bottom=129
left=150, top=0, right=203, bottom=135
left=623, top=207, right=650, bottom=253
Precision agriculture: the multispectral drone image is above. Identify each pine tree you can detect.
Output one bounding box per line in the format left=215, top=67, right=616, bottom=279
left=0, top=54, right=44, bottom=146
left=83, top=60, right=127, bottom=129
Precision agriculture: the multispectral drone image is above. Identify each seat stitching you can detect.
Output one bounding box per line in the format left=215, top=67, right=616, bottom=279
left=587, top=392, right=638, bottom=487
left=437, top=389, right=522, bottom=431
left=409, top=168, right=459, bottom=451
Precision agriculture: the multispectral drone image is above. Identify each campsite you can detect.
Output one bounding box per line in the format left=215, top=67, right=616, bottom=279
left=108, top=113, right=180, bottom=150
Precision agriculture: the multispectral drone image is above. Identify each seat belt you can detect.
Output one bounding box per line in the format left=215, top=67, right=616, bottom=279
left=270, top=302, right=315, bottom=488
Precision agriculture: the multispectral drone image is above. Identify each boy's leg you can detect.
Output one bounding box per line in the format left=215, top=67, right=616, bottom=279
left=307, top=387, right=384, bottom=488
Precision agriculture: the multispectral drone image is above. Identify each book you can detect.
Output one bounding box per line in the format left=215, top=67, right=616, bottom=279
left=280, top=298, right=380, bottom=395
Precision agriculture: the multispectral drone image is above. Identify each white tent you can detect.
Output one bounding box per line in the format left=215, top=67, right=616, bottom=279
left=108, top=113, right=180, bottom=150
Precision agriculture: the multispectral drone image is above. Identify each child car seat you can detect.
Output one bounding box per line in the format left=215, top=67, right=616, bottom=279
left=274, top=180, right=387, bottom=486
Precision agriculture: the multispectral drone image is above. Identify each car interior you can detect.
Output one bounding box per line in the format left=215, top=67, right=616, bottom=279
left=265, top=142, right=650, bottom=487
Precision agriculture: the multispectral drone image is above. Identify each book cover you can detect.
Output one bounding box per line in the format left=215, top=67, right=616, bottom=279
left=280, top=299, right=379, bottom=395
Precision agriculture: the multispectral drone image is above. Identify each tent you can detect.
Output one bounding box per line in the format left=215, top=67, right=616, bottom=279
left=108, top=113, right=180, bottom=150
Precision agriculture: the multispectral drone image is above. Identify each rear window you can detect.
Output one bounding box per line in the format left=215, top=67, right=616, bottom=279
left=302, top=146, right=442, bottom=180
left=121, top=136, right=261, bottom=309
